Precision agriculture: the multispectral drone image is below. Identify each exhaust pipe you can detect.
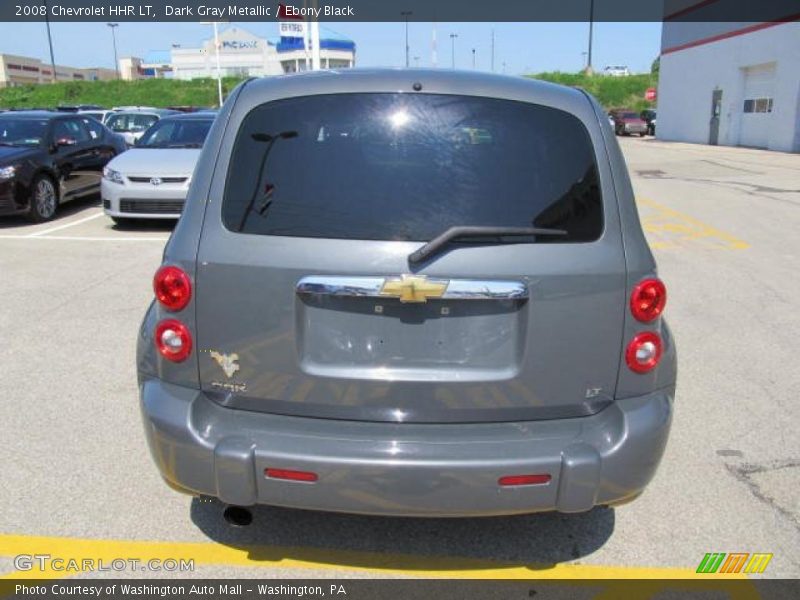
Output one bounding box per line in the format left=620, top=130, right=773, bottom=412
left=222, top=505, right=253, bottom=527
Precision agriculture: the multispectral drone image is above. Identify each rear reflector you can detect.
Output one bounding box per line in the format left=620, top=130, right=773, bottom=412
left=498, top=474, right=551, bottom=487
left=265, top=468, right=318, bottom=482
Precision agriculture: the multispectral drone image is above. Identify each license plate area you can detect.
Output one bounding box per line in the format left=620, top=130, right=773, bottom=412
left=296, top=295, right=527, bottom=382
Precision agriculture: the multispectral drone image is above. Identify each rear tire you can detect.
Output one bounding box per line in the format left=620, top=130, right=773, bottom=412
left=26, top=175, right=58, bottom=223
left=111, top=216, right=133, bottom=227
left=639, top=132, right=647, bottom=137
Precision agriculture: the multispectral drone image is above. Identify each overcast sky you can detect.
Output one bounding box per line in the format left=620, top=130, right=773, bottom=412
left=1, top=21, right=662, bottom=75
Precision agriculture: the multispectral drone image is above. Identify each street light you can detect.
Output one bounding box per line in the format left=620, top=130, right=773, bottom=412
left=42, top=0, right=56, bottom=83
left=201, top=21, right=224, bottom=107
left=107, top=23, right=120, bottom=79
left=401, top=11, right=412, bottom=68
left=449, top=33, right=458, bottom=69
left=585, top=0, right=595, bottom=74
left=413, top=56, right=420, bottom=67
left=472, top=48, right=476, bottom=69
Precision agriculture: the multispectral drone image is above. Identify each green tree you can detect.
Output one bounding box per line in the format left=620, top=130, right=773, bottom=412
left=651, top=56, right=660, bottom=74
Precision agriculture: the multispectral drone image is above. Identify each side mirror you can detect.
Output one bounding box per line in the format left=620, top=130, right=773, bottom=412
left=55, top=136, right=77, bottom=147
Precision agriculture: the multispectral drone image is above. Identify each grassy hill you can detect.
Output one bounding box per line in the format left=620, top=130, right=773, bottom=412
left=0, top=71, right=657, bottom=112
left=527, top=71, right=658, bottom=111
left=0, top=77, right=246, bottom=110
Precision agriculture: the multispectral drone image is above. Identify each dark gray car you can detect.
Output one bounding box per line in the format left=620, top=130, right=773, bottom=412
left=137, top=69, right=676, bottom=518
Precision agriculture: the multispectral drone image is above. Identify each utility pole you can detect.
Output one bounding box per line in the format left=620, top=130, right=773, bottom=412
left=450, top=33, right=458, bottom=69
left=401, top=11, right=412, bottom=68
left=491, top=29, right=495, bottom=73
left=212, top=22, right=223, bottom=106
left=42, top=0, right=56, bottom=82
left=107, top=23, right=120, bottom=79
left=431, top=23, right=437, bottom=68
left=310, top=0, right=321, bottom=71
left=586, top=0, right=594, bottom=74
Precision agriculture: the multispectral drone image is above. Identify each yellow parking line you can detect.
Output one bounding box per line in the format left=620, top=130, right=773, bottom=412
left=0, top=533, right=745, bottom=580
left=637, top=197, right=749, bottom=250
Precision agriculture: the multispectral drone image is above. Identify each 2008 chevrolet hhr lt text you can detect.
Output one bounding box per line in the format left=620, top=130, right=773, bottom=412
left=137, top=69, right=676, bottom=518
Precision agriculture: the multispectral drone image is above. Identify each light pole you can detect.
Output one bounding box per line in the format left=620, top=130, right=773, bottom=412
left=413, top=56, right=420, bottom=67
left=201, top=21, right=225, bottom=107
left=401, top=11, right=412, bottom=68
left=42, top=0, right=56, bottom=82
left=471, top=48, right=476, bottom=69
left=107, top=23, right=120, bottom=79
left=449, top=33, right=458, bottom=69
left=491, top=29, right=495, bottom=72
left=586, top=0, right=595, bottom=74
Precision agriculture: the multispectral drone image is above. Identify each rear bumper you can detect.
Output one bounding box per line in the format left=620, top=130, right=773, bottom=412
left=140, top=379, right=673, bottom=517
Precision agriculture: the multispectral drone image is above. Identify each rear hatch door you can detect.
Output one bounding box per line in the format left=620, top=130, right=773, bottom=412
left=195, top=88, right=625, bottom=423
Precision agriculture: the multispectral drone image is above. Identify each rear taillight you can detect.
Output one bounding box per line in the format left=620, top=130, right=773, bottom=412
left=630, top=278, right=667, bottom=322
left=625, top=332, right=663, bottom=373
left=155, top=319, right=192, bottom=362
left=154, top=265, right=191, bottom=311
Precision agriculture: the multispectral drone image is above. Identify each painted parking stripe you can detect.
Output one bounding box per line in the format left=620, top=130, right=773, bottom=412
left=0, top=533, right=744, bottom=580
left=0, top=235, right=169, bottom=242
left=27, top=211, right=105, bottom=237
left=637, top=197, right=749, bottom=250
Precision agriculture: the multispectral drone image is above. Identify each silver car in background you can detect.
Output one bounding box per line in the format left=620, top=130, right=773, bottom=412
left=102, top=112, right=215, bottom=224
left=106, top=108, right=179, bottom=146
left=138, top=70, right=676, bottom=520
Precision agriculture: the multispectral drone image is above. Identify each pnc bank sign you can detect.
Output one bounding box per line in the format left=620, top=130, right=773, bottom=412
left=221, top=40, right=259, bottom=50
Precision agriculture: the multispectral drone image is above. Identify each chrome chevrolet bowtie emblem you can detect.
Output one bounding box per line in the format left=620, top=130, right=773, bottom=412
left=379, top=274, right=449, bottom=303
left=210, top=351, right=240, bottom=378
left=150, top=177, right=163, bottom=186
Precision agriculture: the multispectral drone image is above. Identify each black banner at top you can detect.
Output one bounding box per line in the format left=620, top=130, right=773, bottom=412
left=1, top=0, right=800, bottom=22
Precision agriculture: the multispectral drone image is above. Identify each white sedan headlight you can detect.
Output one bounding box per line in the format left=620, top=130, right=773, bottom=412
left=0, top=165, right=17, bottom=180
left=103, top=166, right=124, bottom=184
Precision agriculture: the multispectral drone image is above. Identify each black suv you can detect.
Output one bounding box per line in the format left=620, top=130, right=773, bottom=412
left=640, top=109, right=657, bottom=136
left=0, top=111, right=127, bottom=221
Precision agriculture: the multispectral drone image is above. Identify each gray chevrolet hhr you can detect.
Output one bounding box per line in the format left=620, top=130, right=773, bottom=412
left=138, top=69, right=676, bottom=520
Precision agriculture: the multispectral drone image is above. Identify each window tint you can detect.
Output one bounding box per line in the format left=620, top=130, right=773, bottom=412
left=52, top=119, right=89, bottom=143
left=107, top=113, right=159, bottom=133
left=0, top=118, right=48, bottom=146
left=137, top=118, right=213, bottom=148
left=223, top=93, right=603, bottom=243
left=81, top=117, right=104, bottom=140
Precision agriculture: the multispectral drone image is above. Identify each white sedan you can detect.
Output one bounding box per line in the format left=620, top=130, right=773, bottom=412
left=101, top=112, right=215, bottom=224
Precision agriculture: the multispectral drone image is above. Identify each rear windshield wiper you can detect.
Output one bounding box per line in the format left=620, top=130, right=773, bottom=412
left=408, top=226, right=567, bottom=264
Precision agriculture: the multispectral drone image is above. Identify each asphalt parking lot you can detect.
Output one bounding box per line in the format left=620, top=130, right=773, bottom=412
left=1, top=136, right=798, bottom=580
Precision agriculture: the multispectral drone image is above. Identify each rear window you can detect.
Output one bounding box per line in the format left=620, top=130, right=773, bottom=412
left=223, top=93, right=602, bottom=242
left=107, top=113, right=158, bottom=133
left=137, top=118, right=213, bottom=148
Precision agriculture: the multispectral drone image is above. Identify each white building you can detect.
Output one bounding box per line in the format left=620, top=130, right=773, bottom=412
left=657, top=18, right=800, bottom=152
left=121, top=24, right=355, bottom=81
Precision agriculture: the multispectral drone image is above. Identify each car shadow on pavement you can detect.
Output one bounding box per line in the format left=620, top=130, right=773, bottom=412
left=0, top=194, right=101, bottom=230
left=190, top=498, right=615, bottom=573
